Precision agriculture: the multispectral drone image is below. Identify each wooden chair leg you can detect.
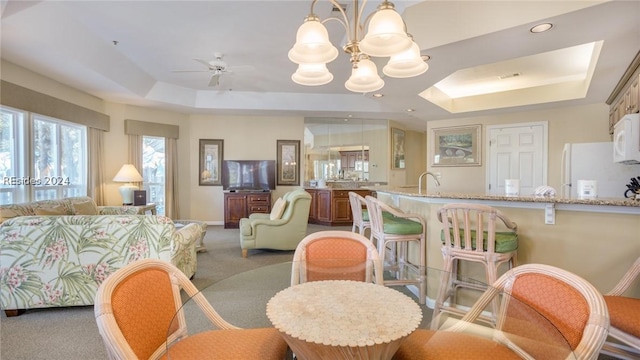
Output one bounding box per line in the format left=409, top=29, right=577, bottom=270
left=5, top=309, right=26, bottom=317
left=242, top=248, right=248, bottom=258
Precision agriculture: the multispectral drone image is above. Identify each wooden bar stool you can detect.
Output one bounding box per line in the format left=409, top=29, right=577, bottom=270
left=348, top=191, right=371, bottom=237
left=365, top=195, right=427, bottom=304
left=433, top=203, right=518, bottom=326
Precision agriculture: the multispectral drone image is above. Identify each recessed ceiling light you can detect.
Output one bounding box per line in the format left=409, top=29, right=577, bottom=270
left=406, top=108, right=415, bottom=112
left=421, top=55, right=431, bottom=61
left=373, top=93, right=384, bottom=98
left=530, top=23, right=553, bottom=33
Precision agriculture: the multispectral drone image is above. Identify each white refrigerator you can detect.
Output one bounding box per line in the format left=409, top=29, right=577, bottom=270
left=561, top=142, right=640, bottom=198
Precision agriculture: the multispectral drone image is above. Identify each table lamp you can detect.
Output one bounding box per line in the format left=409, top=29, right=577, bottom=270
left=113, top=164, right=143, bottom=205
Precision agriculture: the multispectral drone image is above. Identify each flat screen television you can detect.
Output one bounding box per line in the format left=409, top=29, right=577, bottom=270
left=222, top=160, right=276, bottom=191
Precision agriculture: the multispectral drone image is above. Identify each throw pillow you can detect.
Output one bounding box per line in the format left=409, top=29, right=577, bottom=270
left=34, top=205, right=68, bottom=216
left=270, top=197, right=287, bottom=220
left=71, top=200, right=98, bottom=215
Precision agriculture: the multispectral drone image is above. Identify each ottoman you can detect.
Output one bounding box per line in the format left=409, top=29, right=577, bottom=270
left=174, top=220, right=208, bottom=252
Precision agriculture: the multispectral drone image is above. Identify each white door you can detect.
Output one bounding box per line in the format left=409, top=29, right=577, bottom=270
left=487, top=122, right=547, bottom=195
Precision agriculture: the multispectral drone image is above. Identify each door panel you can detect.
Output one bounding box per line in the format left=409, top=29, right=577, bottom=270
left=488, top=123, right=547, bottom=195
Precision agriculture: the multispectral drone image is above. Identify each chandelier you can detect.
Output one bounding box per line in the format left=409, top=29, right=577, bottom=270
left=288, top=0, right=428, bottom=93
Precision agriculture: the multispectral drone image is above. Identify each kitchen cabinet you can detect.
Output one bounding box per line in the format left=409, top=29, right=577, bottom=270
left=223, top=191, right=271, bottom=228
left=608, top=53, right=640, bottom=135
left=306, top=188, right=371, bottom=226
left=339, top=151, right=368, bottom=171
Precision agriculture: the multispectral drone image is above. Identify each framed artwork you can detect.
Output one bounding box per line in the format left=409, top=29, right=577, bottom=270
left=276, top=139, right=300, bottom=186
left=432, top=125, right=481, bottom=166
left=391, top=128, right=405, bottom=169
left=199, top=139, right=224, bottom=185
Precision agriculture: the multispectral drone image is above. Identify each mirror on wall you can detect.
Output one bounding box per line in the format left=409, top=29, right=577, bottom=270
left=303, top=118, right=388, bottom=183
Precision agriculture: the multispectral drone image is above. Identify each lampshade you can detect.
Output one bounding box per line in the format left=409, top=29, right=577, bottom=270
left=113, top=164, right=143, bottom=182
left=288, top=18, right=339, bottom=64
left=113, top=164, right=143, bottom=205
left=292, top=63, right=334, bottom=86
left=383, top=41, right=429, bottom=78
left=344, top=58, right=384, bottom=93
left=359, top=7, right=412, bottom=57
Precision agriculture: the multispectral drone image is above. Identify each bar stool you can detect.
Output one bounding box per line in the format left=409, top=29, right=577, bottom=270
left=432, top=203, right=518, bottom=326
left=348, top=192, right=370, bottom=237
left=365, top=195, right=426, bottom=304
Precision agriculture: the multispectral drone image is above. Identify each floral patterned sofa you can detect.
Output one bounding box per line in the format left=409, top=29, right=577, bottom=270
left=0, top=197, right=201, bottom=315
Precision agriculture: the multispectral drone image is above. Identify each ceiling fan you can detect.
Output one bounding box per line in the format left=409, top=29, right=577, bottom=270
left=172, top=52, right=254, bottom=87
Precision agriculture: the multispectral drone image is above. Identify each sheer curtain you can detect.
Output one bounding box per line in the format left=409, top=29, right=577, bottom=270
left=128, top=134, right=144, bottom=190
left=165, top=138, right=179, bottom=218
left=87, top=128, right=105, bottom=205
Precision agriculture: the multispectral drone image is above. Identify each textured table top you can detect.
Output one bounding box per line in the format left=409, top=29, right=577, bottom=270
left=266, top=280, right=422, bottom=347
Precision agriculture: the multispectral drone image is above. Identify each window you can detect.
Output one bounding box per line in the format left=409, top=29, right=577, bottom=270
left=142, top=136, right=165, bottom=215
left=0, top=107, right=87, bottom=204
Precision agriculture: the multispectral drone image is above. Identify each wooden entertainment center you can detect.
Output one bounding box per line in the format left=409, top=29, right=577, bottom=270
left=223, top=191, right=271, bottom=228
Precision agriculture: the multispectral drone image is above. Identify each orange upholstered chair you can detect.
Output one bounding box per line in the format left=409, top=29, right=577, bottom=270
left=394, top=263, right=610, bottom=360
left=291, top=230, right=383, bottom=285
left=94, top=259, right=288, bottom=360
left=601, top=256, right=640, bottom=359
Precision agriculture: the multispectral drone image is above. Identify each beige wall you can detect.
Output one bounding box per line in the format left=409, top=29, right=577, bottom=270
left=188, top=114, right=304, bottom=223
left=425, top=103, right=611, bottom=194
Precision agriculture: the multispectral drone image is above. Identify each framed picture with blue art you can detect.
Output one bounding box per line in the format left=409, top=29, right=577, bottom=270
left=432, top=125, right=481, bottom=166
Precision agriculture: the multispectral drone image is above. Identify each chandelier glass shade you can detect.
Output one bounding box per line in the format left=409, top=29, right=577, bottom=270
left=345, top=57, right=384, bottom=93
left=288, top=17, right=339, bottom=64
left=383, top=41, right=429, bottom=78
left=288, top=0, right=427, bottom=93
left=292, top=63, right=334, bottom=86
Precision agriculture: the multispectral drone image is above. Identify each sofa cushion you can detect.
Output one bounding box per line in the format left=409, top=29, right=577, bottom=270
left=34, top=205, right=69, bottom=215
left=71, top=200, right=99, bottom=215
left=0, top=204, right=35, bottom=223
left=270, top=197, right=287, bottom=220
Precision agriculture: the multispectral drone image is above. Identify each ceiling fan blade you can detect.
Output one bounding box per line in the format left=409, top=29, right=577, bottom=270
left=227, top=65, right=255, bottom=73
left=209, top=74, right=221, bottom=87
left=193, top=58, right=212, bottom=68
left=171, top=69, right=209, bottom=73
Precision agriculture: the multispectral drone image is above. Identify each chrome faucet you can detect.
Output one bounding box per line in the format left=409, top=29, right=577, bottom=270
left=418, top=171, right=440, bottom=195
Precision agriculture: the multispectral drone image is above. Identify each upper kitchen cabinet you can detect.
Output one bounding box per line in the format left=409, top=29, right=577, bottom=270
left=608, top=51, right=640, bottom=135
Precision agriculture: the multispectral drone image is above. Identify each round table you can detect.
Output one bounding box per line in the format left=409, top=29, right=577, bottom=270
left=266, top=280, right=422, bottom=360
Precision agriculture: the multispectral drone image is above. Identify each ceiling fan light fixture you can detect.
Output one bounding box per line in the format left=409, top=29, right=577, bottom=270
left=288, top=17, right=339, bottom=64
left=383, top=41, right=428, bottom=78
left=345, top=58, right=384, bottom=93
left=359, top=4, right=412, bottom=57
left=292, top=63, right=334, bottom=86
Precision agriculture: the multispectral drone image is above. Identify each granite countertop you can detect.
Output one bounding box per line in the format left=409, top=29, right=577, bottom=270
left=375, top=189, right=640, bottom=208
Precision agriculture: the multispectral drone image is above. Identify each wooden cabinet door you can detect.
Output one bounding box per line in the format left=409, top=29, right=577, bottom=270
left=307, top=189, right=317, bottom=221
left=347, top=153, right=357, bottom=169
left=627, top=76, right=639, bottom=114
left=224, top=193, right=247, bottom=228
left=316, top=190, right=332, bottom=222
left=331, top=190, right=352, bottom=222
left=332, top=197, right=352, bottom=222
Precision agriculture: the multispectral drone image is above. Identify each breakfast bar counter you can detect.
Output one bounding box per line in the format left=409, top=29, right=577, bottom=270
left=372, top=189, right=640, bottom=298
